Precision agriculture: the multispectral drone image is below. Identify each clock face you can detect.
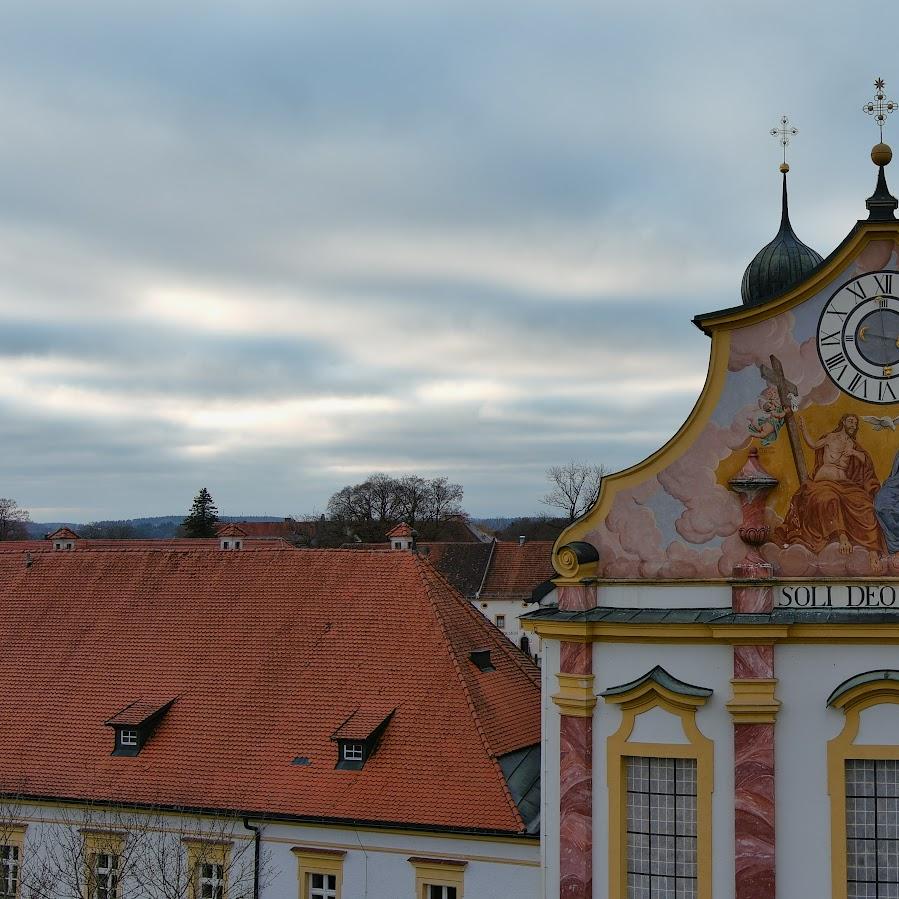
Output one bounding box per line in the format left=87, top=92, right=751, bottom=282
left=817, top=270, right=899, bottom=404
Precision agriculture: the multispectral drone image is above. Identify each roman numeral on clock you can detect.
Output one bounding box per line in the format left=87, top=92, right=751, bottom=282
left=880, top=381, right=897, bottom=402
left=825, top=352, right=847, bottom=370
left=846, top=282, right=867, bottom=301
left=820, top=329, right=842, bottom=346
left=848, top=373, right=867, bottom=397
left=875, top=273, right=893, bottom=294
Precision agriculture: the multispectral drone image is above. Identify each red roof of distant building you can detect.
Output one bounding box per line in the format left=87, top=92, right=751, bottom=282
left=0, top=549, right=539, bottom=834
left=386, top=523, right=413, bottom=539
left=0, top=538, right=296, bottom=553
left=216, top=520, right=315, bottom=540
left=479, top=542, right=555, bottom=599
left=216, top=524, right=248, bottom=537
left=47, top=527, right=79, bottom=540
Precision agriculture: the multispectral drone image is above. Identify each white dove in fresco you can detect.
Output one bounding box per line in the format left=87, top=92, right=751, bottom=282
left=862, top=415, right=899, bottom=431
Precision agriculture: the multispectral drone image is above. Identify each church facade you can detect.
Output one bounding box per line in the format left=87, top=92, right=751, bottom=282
left=527, top=135, right=899, bottom=899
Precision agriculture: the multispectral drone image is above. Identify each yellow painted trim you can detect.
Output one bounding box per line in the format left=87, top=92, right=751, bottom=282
left=185, top=840, right=232, bottom=899
left=726, top=679, right=781, bottom=724
left=552, top=223, right=899, bottom=577
left=605, top=685, right=713, bottom=899
left=293, top=847, right=345, bottom=899
left=827, top=679, right=899, bottom=899
left=526, top=618, right=899, bottom=644
left=552, top=673, right=596, bottom=717
left=82, top=830, right=125, bottom=899
left=0, top=824, right=25, bottom=899
left=552, top=329, right=731, bottom=575
left=408, top=857, right=466, bottom=898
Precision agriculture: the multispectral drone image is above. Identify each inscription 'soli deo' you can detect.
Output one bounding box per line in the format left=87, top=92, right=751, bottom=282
left=777, top=583, right=899, bottom=608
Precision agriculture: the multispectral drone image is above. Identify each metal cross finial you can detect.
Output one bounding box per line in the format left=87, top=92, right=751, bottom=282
left=770, top=115, right=798, bottom=164
left=864, top=77, right=897, bottom=141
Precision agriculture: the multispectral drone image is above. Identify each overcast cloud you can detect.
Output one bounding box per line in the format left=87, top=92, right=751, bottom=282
left=0, top=0, right=895, bottom=520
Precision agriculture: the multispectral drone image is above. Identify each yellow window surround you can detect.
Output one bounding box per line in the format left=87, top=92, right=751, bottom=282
left=827, top=671, right=899, bottom=899
left=81, top=829, right=125, bottom=899
left=0, top=824, right=25, bottom=899
left=603, top=669, right=714, bottom=899
left=183, top=837, right=232, bottom=899
left=292, top=846, right=346, bottom=899
left=407, top=856, right=466, bottom=898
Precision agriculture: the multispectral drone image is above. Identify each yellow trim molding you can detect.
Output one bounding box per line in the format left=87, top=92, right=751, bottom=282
left=551, top=223, right=899, bottom=577
left=726, top=678, right=781, bottom=724
left=408, top=856, right=466, bottom=898
left=82, top=829, right=125, bottom=899
left=524, top=618, right=899, bottom=645
left=604, top=677, right=713, bottom=899
left=293, top=847, right=346, bottom=899
left=552, top=673, right=596, bottom=717
left=827, top=675, right=899, bottom=899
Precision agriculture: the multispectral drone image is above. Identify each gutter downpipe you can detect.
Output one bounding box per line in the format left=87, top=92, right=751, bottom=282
left=243, top=818, right=261, bottom=899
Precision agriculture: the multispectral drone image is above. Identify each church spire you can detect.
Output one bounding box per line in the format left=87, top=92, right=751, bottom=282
left=740, top=116, right=823, bottom=308
left=863, top=78, right=898, bottom=222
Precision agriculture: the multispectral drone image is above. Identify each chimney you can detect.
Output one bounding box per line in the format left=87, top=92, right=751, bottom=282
left=518, top=535, right=526, bottom=545
left=24, top=552, right=33, bottom=569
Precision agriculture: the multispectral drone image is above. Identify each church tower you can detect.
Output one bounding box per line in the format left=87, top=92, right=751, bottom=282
left=527, top=81, right=899, bottom=899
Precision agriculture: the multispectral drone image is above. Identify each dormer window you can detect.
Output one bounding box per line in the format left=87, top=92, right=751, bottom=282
left=47, top=527, right=79, bottom=551
left=105, top=698, right=176, bottom=757
left=220, top=539, right=242, bottom=550
left=331, top=707, right=395, bottom=771
left=342, top=742, right=364, bottom=763
left=217, top=524, right=247, bottom=551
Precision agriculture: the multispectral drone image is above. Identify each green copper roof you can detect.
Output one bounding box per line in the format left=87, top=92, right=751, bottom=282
left=741, top=173, right=823, bottom=308
left=600, top=665, right=713, bottom=700
left=827, top=670, right=899, bottom=707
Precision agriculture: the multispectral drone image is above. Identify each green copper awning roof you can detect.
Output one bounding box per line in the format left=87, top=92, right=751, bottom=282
left=600, top=665, right=713, bottom=700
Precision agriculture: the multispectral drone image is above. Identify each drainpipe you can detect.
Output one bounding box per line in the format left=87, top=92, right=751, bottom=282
left=242, top=818, right=261, bottom=899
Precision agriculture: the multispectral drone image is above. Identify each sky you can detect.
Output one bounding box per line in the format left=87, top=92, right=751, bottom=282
left=1, top=0, right=897, bottom=521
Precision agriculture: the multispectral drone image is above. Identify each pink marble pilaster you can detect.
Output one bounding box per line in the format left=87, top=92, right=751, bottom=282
left=560, top=715, right=593, bottom=899
left=558, top=584, right=598, bottom=612
left=559, top=639, right=593, bottom=899
left=732, top=643, right=776, bottom=899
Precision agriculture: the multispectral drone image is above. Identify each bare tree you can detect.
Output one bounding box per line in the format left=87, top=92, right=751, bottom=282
left=424, top=477, right=464, bottom=525
left=16, top=802, right=270, bottom=899
left=395, top=476, right=429, bottom=526
left=0, top=499, right=30, bottom=541
left=540, top=461, right=606, bottom=521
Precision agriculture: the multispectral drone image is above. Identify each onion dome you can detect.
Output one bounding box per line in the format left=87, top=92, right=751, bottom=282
left=740, top=167, right=823, bottom=307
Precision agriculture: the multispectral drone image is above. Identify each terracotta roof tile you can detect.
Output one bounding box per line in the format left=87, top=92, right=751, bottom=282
left=105, top=697, right=176, bottom=727
left=0, top=549, right=539, bottom=834
left=479, top=542, right=555, bottom=600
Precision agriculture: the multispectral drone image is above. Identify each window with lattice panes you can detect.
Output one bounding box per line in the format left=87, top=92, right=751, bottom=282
left=0, top=845, right=18, bottom=899
left=625, top=756, right=697, bottom=899
left=90, top=851, right=119, bottom=899
left=307, top=871, right=337, bottom=899
left=845, top=758, right=899, bottom=899
left=197, top=862, right=225, bottom=899
left=425, top=886, right=457, bottom=899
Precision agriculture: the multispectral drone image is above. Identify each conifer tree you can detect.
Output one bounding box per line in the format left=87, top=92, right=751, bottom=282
left=182, top=487, right=219, bottom=538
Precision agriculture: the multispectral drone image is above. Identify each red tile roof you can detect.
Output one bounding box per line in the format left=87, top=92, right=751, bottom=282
left=386, top=523, right=413, bottom=538
left=105, top=697, right=176, bottom=727
left=216, top=520, right=316, bottom=540
left=0, top=538, right=296, bottom=553
left=0, top=549, right=539, bottom=834
left=47, top=527, right=79, bottom=540
left=216, top=524, right=248, bottom=538
left=479, top=542, right=555, bottom=599
left=331, top=706, right=396, bottom=741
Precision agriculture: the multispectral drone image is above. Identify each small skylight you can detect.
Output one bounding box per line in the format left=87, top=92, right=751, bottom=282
left=330, top=707, right=395, bottom=771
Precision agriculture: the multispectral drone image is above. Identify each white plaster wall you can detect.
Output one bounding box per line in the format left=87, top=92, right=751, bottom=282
left=472, top=597, right=536, bottom=653
left=598, top=584, right=732, bottom=609
left=542, top=636, right=561, bottom=899
left=592, top=643, right=734, bottom=899
left=7, top=804, right=539, bottom=899
left=775, top=644, right=899, bottom=899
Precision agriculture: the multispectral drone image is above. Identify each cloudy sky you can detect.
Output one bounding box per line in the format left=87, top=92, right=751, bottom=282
left=0, top=1, right=895, bottom=521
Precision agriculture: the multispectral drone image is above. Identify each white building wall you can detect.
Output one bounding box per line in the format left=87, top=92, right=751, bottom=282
left=8, top=803, right=540, bottom=899
left=591, top=642, right=734, bottom=899
left=775, top=643, right=899, bottom=899
left=473, top=598, right=539, bottom=655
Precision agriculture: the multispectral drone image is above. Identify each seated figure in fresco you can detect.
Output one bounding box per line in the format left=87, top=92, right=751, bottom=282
left=775, top=413, right=885, bottom=570
left=875, top=450, right=899, bottom=555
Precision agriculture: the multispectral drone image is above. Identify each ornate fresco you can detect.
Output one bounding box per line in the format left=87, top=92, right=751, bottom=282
left=572, top=236, right=899, bottom=580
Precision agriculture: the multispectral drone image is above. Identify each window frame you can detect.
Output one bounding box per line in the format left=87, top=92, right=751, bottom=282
left=407, top=857, right=465, bottom=899
left=603, top=678, right=713, bottom=899
left=495, top=615, right=506, bottom=629
left=81, top=830, right=125, bottom=899
left=827, top=676, right=899, bottom=899
left=342, top=743, right=363, bottom=762
left=292, top=847, right=345, bottom=899
left=0, top=825, right=25, bottom=899
left=183, top=839, right=231, bottom=899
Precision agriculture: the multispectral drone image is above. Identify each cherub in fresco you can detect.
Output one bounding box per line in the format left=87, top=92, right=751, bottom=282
left=774, top=413, right=885, bottom=572
left=747, top=386, right=787, bottom=445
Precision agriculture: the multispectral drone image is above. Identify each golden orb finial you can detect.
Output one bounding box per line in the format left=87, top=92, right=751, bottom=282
left=872, top=142, right=893, bottom=167
left=779, top=162, right=790, bottom=173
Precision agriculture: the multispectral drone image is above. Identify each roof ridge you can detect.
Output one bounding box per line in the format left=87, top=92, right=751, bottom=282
left=412, top=556, right=525, bottom=832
